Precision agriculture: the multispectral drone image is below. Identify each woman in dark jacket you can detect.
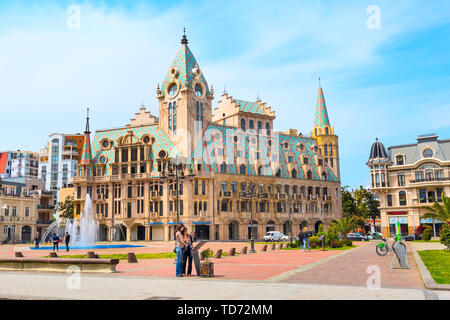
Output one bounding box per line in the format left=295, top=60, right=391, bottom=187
left=181, top=227, right=194, bottom=277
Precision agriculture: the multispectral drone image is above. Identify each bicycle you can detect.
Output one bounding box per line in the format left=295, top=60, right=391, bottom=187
left=375, top=237, right=407, bottom=256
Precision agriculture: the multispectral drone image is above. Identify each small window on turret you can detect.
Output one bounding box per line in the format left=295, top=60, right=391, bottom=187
left=325, top=127, right=329, bottom=135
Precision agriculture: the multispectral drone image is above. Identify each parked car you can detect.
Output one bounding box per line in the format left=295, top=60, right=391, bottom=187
left=280, top=234, right=290, bottom=241
left=346, top=232, right=369, bottom=241
left=367, top=232, right=383, bottom=240
left=264, top=231, right=284, bottom=242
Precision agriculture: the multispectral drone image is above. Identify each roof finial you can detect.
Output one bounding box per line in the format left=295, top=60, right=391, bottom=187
left=140, top=100, right=145, bottom=108
left=376, top=137, right=378, bottom=141
left=223, top=85, right=227, bottom=95
left=85, top=107, right=90, bottom=134
left=256, top=91, right=260, bottom=101
left=181, top=28, right=188, bottom=45
left=319, top=77, right=321, bottom=88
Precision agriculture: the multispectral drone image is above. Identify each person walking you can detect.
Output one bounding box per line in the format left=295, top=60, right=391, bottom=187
left=182, top=227, right=194, bottom=277
left=297, top=230, right=304, bottom=252
left=175, top=224, right=186, bottom=277
left=302, top=227, right=311, bottom=252
left=64, top=232, right=71, bottom=252
left=34, top=232, right=40, bottom=249
left=52, top=233, right=59, bottom=252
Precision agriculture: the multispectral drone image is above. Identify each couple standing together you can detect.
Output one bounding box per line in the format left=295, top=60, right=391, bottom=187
left=174, top=224, right=194, bottom=277
left=297, top=227, right=312, bottom=252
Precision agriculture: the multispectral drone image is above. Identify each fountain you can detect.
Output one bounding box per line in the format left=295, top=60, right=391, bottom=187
left=65, top=194, right=98, bottom=247
left=31, top=194, right=145, bottom=250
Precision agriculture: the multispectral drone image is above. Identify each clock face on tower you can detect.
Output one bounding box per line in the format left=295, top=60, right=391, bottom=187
left=168, top=83, right=178, bottom=97
left=195, top=83, right=203, bottom=97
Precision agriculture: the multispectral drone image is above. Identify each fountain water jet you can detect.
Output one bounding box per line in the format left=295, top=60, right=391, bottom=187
left=65, top=194, right=99, bottom=246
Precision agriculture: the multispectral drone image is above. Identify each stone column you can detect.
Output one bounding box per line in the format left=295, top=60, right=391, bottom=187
left=145, top=225, right=151, bottom=242
left=164, top=224, right=170, bottom=241
left=126, top=226, right=131, bottom=241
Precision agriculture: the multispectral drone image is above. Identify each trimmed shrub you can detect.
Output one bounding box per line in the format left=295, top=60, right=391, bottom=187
left=288, top=240, right=301, bottom=248
left=440, top=224, right=450, bottom=251
left=309, top=236, right=319, bottom=248
left=325, top=225, right=339, bottom=246
left=329, top=240, right=343, bottom=248
left=422, top=226, right=432, bottom=241
left=201, top=248, right=214, bottom=260
left=342, top=239, right=353, bottom=247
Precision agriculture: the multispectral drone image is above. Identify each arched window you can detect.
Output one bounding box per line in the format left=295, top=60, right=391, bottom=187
left=381, top=173, right=385, bottom=186
left=240, top=119, right=246, bottom=132
left=265, top=123, right=270, bottom=135
left=257, top=121, right=262, bottom=133
left=329, top=144, right=332, bottom=156
left=321, top=172, right=327, bottom=180
left=325, top=127, right=329, bottom=135
left=249, top=120, right=254, bottom=130
left=168, top=102, right=172, bottom=130
left=425, top=169, right=434, bottom=181
left=275, top=168, right=281, bottom=177
left=173, top=101, right=177, bottom=132
left=239, top=164, right=246, bottom=175
left=291, top=168, right=297, bottom=178
left=220, top=163, right=227, bottom=173
left=324, top=144, right=327, bottom=155
left=258, top=166, right=263, bottom=176
left=399, top=191, right=407, bottom=206
left=375, top=173, right=380, bottom=187
left=307, top=170, right=312, bottom=179
left=315, top=128, right=318, bottom=136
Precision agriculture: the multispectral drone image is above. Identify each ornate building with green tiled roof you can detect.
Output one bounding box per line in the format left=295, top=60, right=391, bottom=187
left=72, top=33, right=342, bottom=242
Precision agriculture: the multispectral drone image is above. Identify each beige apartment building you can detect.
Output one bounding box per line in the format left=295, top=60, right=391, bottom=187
left=71, top=33, right=342, bottom=242
left=368, top=134, right=450, bottom=238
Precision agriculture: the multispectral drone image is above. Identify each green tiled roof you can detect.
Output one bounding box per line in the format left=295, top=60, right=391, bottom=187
left=160, top=44, right=210, bottom=96
left=235, top=99, right=267, bottom=115
left=313, top=87, right=331, bottom=128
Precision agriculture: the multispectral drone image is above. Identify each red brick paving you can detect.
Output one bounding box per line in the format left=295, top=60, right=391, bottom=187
left=281, top=242, right=424, bottom=289
left=1, top=241, right=350, bottom=281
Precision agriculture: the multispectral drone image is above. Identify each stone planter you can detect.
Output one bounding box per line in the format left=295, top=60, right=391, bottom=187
left=200, top=261, right=214, bottom=277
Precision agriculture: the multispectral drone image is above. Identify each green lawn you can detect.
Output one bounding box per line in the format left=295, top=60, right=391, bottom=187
left=49, top=252, right=176, bottom=260
left=418, top=250, right=450, bottom=285
left=412, top=240, right=441, bottom=243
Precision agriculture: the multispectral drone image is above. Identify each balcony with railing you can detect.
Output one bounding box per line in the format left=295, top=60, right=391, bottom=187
left=220, top=191, right=232, bottom=197
left=410, top=177, right=450, bottom=184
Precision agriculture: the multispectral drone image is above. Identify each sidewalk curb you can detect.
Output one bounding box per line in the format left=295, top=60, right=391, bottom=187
left=266, top=243, right=370, bottom=283
left=411, top=243, right=450, bottom=291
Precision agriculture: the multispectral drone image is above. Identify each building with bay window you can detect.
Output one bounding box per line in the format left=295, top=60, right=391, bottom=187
left=368, top=134, right=450, bottom=238
left=71, top=33, right=342, bottom=241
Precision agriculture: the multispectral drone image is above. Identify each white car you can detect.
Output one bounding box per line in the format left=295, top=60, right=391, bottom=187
left=264, top=231, right=284, bottom=242
left=280, top=234, right=290, bottom=241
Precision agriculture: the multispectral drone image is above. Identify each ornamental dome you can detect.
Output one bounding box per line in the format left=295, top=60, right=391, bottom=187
left=369, top=138, right=388, bottom=160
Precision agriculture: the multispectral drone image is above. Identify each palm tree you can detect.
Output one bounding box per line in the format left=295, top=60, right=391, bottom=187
left=422, top=192, right=450, bottom=225
left=332, top=216, right=358, bottom=240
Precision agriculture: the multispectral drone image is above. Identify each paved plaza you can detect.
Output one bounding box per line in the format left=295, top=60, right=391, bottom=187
left=0, top=241, right=449, bottom=300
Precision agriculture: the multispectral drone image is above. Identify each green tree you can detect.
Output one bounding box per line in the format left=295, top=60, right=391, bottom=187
left=55, top=195, right=74, bottom=220
left=440, top=224, right=450, bottom=251
left=422, top=192, right=450, bottom=225
left=353, top=186, right=380, bottom=233
left=331, top=216, right=359, bottom=240
left=341, top=186, right=357, bottom=218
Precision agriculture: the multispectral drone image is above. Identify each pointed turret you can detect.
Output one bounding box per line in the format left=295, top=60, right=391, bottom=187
left=313, top=81, right=331, bottom=129
left=80, top=108, right=92, bottom=165
left=160, top=30, right=210, bottom=97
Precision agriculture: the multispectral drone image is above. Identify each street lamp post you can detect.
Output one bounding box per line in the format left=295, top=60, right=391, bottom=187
left=169, top=157, right=187, bottom=225
left=240, top=182, right=256, bottom=253
left=287, top=195, right=294, bottom=243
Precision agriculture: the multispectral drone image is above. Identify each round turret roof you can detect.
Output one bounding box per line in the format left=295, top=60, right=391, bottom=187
left=369, top=139, right=388, bottom=160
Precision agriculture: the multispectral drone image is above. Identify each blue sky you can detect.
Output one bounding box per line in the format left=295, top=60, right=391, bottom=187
left=0, top=0, right=449, bottom=188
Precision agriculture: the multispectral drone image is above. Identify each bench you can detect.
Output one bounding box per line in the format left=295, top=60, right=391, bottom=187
left=0, top=258, right=120, bottom=273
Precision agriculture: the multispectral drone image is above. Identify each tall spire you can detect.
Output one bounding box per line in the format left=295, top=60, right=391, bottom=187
left=84, top=107, right=90, bottom=134
left=80, top=107, right=92, bottom=165
left=181, top=28, right=188, bottom=45
left=313, top=82, right=331, bottom=129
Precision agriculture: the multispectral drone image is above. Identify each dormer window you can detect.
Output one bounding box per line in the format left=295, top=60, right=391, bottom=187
left=396, top=155, right=404, bottom=165
left=195, top=83, right=203, bottom=97
left=168, top=101, right=177, bottom=132
left=422, top=149, right=433, bottom=158
left=168, top=83, right=177, bottom=97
